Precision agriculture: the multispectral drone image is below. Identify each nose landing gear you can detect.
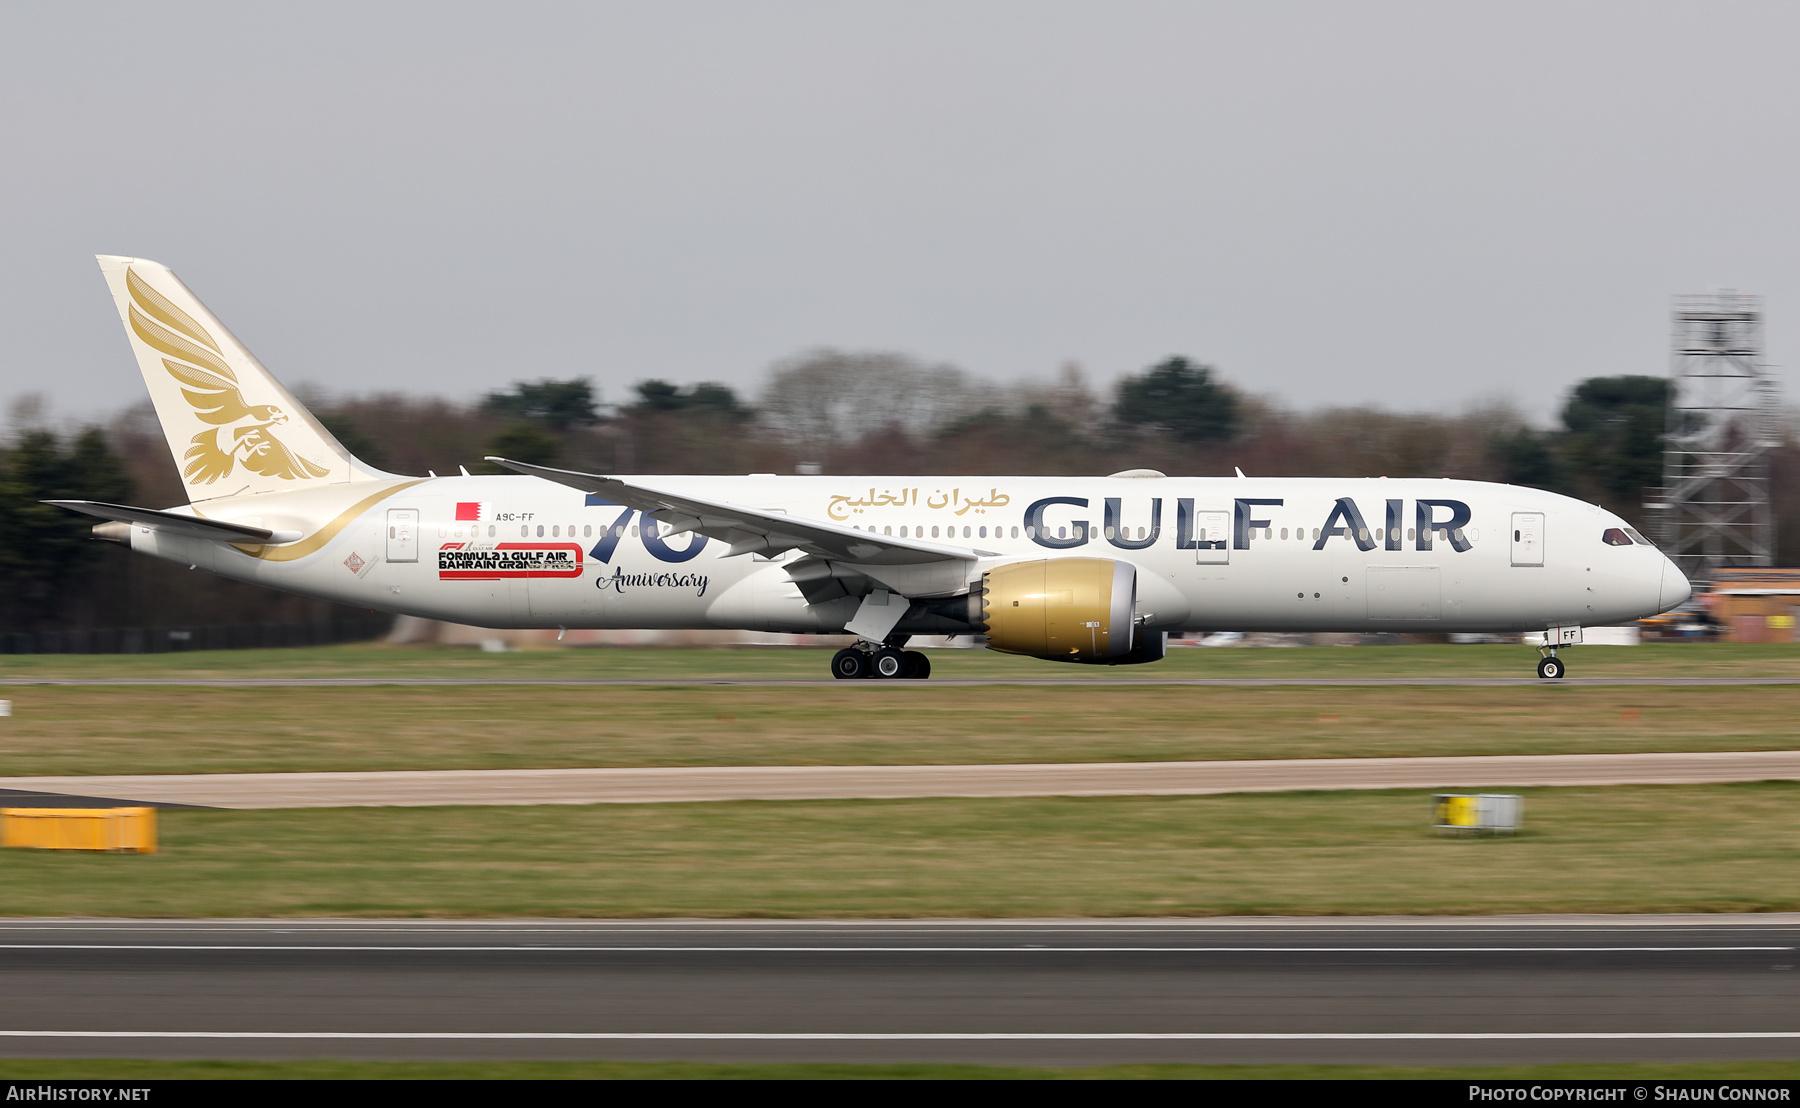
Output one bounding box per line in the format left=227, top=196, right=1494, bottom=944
left=1534, top=625, right=1580, bottom=679
left=830, top=643, right=931, bottom=680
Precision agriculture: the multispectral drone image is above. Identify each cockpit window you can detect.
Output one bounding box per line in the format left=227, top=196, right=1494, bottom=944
left=1602, top=527, right=1634, bottom=547
left=1624, top=527, right=1653, bottom=547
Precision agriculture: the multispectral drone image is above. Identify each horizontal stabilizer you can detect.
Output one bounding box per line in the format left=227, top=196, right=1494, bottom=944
left=44, top=500, right=297, bottom=544
left=487, top=458, right=994, bottom=565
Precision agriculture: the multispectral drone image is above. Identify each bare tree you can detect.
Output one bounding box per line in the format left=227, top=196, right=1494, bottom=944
left=757, top=349, right=997, bottom=452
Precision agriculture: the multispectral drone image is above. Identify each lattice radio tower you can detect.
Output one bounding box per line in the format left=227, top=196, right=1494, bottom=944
left=1647, top=292, right=1777, bottom=581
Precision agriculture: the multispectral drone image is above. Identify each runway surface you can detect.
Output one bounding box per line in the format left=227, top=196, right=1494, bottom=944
left=4, top=675, right=1800, bottom=686
left=0, top=916, right=1795, bottom=1065
left=3, top=750, right=1797, bottom=809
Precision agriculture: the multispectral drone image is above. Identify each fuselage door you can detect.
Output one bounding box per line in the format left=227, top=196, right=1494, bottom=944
left=386, top=508, right=419, bottom=563
left=1195, top=510, right=1229, bottom=565
left=1510, top=512, right=1544, bottom=567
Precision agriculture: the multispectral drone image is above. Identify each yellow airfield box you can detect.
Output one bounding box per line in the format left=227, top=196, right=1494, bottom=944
left=1432, top=794, right=1522, bottom=835
left=1, top=807, right=157, bottom=853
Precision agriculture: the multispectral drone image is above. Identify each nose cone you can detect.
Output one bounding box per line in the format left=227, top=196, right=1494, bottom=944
left=1659, top=559, right=1693, bottom=612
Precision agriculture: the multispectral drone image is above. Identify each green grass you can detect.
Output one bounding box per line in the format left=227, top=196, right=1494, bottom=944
left=3, top=785, right=1796, bottom=918
left=1, top=1059, right=1797, bottom=1079
left=0, top=682, right=1795, bottom=777
left=3, top=641, right=1800, bottom=682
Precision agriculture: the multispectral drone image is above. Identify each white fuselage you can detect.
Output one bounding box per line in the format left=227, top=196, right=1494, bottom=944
left=128, top=474, right=1687, bottom=637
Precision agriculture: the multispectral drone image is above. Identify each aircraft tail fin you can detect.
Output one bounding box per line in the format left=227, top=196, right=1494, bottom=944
left=95, top=256, right=393, bottom=501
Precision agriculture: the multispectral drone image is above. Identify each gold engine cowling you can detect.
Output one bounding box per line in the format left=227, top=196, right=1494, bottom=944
left=978, top=558, right=1136, bottom=662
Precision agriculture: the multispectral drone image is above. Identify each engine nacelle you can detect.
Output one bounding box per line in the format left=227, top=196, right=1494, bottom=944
left=977, top=558, right=1136, bottom=662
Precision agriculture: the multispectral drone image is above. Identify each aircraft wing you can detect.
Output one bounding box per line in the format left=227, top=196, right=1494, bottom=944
left=487, top=458, right=996, bottom=564
left=45, top=500, right=284, bottom=544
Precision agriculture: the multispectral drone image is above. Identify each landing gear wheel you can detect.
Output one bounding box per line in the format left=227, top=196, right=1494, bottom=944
left=831, top=648, right=870, bottom=680
left=1537, top=656, right=1565, bottom=680
left=902, top=650, right=931, bottom=680
left=871, top=647, right=906, bottom=679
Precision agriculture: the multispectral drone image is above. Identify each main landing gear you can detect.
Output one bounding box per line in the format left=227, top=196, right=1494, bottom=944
left=831, top=643, right=932, bottom=680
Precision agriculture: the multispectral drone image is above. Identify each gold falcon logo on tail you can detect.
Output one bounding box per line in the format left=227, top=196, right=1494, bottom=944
left=124, top=267, right=328, bottom=485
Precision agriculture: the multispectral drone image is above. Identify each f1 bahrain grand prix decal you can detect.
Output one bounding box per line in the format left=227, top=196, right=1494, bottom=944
left=437, top=542, right=583, bottom=580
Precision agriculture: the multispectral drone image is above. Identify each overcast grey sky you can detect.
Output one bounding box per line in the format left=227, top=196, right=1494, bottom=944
left=3, top=2, right=1796, bottom=427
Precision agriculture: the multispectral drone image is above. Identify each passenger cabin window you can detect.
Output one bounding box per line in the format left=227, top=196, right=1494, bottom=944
left=1602, top=528, right=1633, bottom=547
